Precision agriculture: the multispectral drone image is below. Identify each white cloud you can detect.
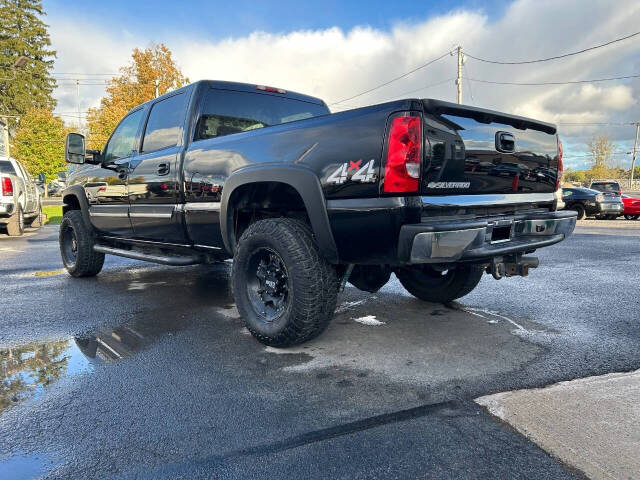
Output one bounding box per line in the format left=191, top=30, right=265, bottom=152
left=48, top=0, right=640, bottom=168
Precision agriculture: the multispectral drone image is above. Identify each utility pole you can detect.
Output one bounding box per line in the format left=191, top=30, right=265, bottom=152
left=456, top=45, right=463, bottom=104
left=155, top=79, right=160, bottom=98
left=631, top=122, right=640, bottom=188
left=76, top=79, right=81, bottom=133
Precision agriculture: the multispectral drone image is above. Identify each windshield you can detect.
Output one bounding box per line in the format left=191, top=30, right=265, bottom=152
left=0, top=160, right=16, bottom=175
left=591, top=182, right=620, bottom=192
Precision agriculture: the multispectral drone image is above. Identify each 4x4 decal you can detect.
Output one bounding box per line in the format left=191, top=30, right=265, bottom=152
left=327, top=159, right=377, bottom=184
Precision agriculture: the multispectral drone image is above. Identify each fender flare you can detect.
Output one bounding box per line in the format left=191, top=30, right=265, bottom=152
left=220, top=164, right=339, bottom=263
left=62, top=185, right=93, bottom=230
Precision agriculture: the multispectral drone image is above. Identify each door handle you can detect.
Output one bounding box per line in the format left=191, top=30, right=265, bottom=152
left=157, top=163, right=170, bottom=176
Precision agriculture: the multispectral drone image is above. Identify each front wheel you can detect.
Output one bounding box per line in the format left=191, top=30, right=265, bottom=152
left=232, top=218, right=338, bottom=347
left=395, top=264, right=484, bottom=303
left=624, top=214, right=639, bottom=220
left=59, top=210, right=105, bottom=277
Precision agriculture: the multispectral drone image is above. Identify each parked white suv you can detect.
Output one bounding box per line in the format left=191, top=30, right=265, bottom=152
left=0, top=156, right=43, bottom=236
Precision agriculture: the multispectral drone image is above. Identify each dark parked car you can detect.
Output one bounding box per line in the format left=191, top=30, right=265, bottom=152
left=562, top=187, right=624, bottom=219
left=60, top=80, right=575, bottom=347
left=589, top=180, right=622, bottom=196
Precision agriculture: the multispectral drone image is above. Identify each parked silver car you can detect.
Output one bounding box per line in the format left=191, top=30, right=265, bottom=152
left=0, top=156, right=43, bottom=236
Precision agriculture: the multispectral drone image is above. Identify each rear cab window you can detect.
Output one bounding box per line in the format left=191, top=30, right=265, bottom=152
left=0, top=160, right=16, bottom=175
left=590, top=182, right=620, bottom=193
left=194, top=88, right=329, bottom=141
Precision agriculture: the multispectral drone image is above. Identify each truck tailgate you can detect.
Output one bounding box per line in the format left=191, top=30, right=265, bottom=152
left=421, top=100, right=559, bottom=196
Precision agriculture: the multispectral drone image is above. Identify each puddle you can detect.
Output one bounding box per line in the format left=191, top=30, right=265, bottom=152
left=0, top=340, right=92, bottom=413
left=0, top=452, right=57, bottom=480
left=0, top=314, right=203, bottom=413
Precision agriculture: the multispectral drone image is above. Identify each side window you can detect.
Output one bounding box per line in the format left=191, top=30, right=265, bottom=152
left=103, top=109, right=144, bottom=163
left=194, top=88, right=328, bottom=141
left=141, top=93, right=187, bottom=153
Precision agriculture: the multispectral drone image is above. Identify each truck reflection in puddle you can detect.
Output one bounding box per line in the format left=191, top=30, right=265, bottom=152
left=73, top=309, right=211, bottom=362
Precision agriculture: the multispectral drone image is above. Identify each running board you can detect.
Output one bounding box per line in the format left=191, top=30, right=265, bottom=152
left=93, top=245, right=204, bottom=266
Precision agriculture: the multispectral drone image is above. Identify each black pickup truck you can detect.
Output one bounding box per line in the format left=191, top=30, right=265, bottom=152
left=61, top=80, right=576, bottom=346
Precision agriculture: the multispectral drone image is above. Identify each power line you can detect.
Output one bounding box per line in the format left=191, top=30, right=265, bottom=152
left=52, top=72, right=118, bottom=76
left=385, top=77, right=455, bottom=101
left=464, top=73, right=640, bottom=86
left=558, top=122, right=636, bottom=126
left=330, top=77, right=454, bottom=111
left=563, top=152, right=631, bottom=158
left=462, top=63, right=474, bottom=105
left=465, top=31, right=640, bottom=65
left=329, top=49, right=453, bottom=105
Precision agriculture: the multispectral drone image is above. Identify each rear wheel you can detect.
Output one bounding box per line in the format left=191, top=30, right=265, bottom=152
left=571, top=204, right=585, bottom=220
left=624, top=214, right=639, bottom=220
left=26, top=203, right=42, bottom=228
left=59, top=210, right=104, bottom=277
left=6, top=204, right=25, bottom=236
left=232, top=218, right=338, bottom=347
left=395, top=263, right=484, bottom=303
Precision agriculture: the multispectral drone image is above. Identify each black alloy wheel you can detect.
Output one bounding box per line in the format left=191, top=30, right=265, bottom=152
left=246, top=247, right=290, bottom=323
left=60, top=223, right=78, bottom=268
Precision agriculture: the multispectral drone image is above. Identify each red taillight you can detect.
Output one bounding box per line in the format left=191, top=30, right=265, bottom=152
left=383, top=114, right=422, bottom=193
left=256, top=85, right=286, bottom=94
left=555, top=137, right=563, bottom=191
left=1, top=177, right=13, bottom=196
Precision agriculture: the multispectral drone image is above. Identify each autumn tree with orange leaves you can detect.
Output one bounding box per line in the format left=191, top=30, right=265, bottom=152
left=86, top=44, right=189, bottom=150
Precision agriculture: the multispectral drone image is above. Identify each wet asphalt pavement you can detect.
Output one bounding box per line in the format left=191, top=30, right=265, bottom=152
left=0, top=221, right=639, bottom=479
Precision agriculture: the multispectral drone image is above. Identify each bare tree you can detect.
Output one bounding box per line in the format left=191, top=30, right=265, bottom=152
left=587, top=135, right=614, bottom=179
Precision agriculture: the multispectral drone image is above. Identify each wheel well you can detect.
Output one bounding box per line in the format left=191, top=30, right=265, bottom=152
left=63, top=194, right=81, bottom=214
left=228, top=182, right=310, bottom=246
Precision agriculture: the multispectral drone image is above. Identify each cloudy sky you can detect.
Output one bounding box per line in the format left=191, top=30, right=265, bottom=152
left=44, top=0, right=640, bottom=169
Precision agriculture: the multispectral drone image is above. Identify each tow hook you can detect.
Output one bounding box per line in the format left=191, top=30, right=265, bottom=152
left=487, top=255, right=539, bottom=280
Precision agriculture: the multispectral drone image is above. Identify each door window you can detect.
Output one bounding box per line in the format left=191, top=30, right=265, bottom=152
left=103, top=109, right=144, bottom=163
left=141, top=93, right=187, bottom=153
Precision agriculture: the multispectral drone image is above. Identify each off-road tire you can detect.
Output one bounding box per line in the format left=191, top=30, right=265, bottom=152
left=59, top=210, right=104, bottom=277
left=624, top=214, right=639, bottom=220
left=572, top=204, right=585, bottom=220
left=26, top=203, right=42, bottom=228
left=395, top=263, right=484, bottom=304
left=6, top=204, right=24, bottom=236
left=232, top=218, right=338, bottom=347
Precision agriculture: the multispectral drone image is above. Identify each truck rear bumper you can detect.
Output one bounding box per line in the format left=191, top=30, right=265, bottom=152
left=0, top=203, right=14, bottom=218
left=398, top=210, right=576, bottom=264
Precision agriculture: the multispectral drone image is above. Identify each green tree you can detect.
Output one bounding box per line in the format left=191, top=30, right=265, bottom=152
left=87, top=43, right=188, bottom=150
left=0, top=0, right=57, bottom=131
left=12, top=107, right=68, bottom=195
